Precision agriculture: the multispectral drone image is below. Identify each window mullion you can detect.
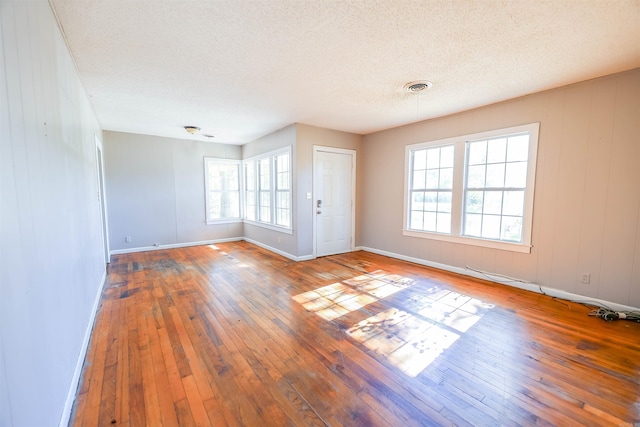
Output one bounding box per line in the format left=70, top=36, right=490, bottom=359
left=450, top=141, right=465, bottom=236
left=271, top=155, right=276, bottom=225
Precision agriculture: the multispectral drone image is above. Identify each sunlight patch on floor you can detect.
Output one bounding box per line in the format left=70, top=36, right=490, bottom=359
left=347, top=293, right=492, bottom=376
left=292, top=269, right=493, bottom=377
left=292, top=270, right=412, bottom=320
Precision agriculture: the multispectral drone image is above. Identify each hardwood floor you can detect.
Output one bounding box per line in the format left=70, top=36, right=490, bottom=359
left=71, top=241, right=640, bottom=426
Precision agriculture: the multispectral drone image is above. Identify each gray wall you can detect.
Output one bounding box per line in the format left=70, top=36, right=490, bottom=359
left=104, top=131, right=243, bottom=251
left=241, top=124, right=298, bottom=255
left=360, top=69, right=640, bottom=308
left=1, top=1, right=106, bottom=425
left=240, top=124, right=363, bottom=259
left=296, top=124, right=363, bottom=257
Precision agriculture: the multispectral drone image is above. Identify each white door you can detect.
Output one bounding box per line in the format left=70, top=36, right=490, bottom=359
left=314, top=147, right=355, bottom=257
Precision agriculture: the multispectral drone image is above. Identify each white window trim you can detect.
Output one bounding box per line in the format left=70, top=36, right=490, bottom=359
left=242, top=146, right=293, bottom=234
left=403, top=123, right=539, bottom=253
left=204, top=158, right=242, bottom=225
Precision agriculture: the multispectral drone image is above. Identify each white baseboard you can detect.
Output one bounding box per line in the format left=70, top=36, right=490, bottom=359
left=356, top=246, right=639, bottom=313
left=59, top=270, right=108, bottom=427
left=242, top=238, right=313, bottom=262
left=111, top=237, right=315, bottom=262
left=110, top=237, right=243, bottom=255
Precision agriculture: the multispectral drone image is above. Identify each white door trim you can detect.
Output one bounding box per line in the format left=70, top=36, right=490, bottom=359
left=312, top=145, right=356, bottom=258
left=95, top=134, right=110, bottom=264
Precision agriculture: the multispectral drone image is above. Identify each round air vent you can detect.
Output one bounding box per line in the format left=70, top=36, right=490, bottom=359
left=404, top=80, right=433, bottom=93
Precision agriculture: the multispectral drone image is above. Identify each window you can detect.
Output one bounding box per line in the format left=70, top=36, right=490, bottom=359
left=204, top=158, right=240, bottom=223
left=258, top=157, right=271, bottom=222
left=243, top=146, right=292, bottom=232
left=275, top=151, right=291, bottom=227
left=244, top=161, right=256, bottom=221
left=404, top=123, right=539, bottom=253
left=409, top=145, right=454, bottom=234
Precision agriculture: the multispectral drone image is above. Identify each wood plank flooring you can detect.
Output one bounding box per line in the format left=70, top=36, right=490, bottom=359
left=71, top=241, right=640, bottom=426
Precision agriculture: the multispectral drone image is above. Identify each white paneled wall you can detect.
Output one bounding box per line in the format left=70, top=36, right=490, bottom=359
left=1, top=2, right=105, bottom=426
left=361, top=69, right=640, bottom=309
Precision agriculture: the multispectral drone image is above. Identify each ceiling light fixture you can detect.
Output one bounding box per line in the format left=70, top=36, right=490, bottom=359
left=404, top=80, right=432, bottom=93
left=183, top=126, right=214, bottom=139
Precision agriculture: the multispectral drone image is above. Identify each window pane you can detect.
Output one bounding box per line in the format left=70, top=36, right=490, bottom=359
left=439, top=167, right=453, bottom=189
left=501, top=216, right=522, bottom=242
left=209, top=192, right=221, bottom=219
left=277, top=191, right=290, bottom=209
left=424, top=212, right=437, bottom=231
left=425, top=192, right=437, bottom=212
left=413, top=149, right=427, bottom=170
left=486, top=163, right=505, bottom=188
left=277, top=171, right=290, bottom=190
left=503, top=191, right=524, bottom=216
left=412, top=170, right=426, bottom=190
left=245, top=163, right=255, bottom=190
left=277, top=153, right=290, bottom=172
left=209, top=171, right=222, bottom=191
left=276, top=187, right=291, bottom=227
left=426, top=170, right=439, bottom=189
left=481, top=215, right=501, bottom=239
left=468, top=140, right=487, bottom=165
left=437, top=191, right=451, bottom=213
left=410, top=210, right=424, bottom=230
left=245, top=190, right=256, bottom=220
left=483, top=191, right=503, bottom=215
left=505, top=162, right=527, bottom=188
left=426, top=148, right=440, bottom=169
left=487, top=138, right=506, bottom=163
left=436, top=213, right=451, bottom=233
left=507, top=134, right=529, bottom=162
left=221, top=192, right=239, bottom=218
left=466, top=191, right=483, bottom=214
left=440, top=146, right=454, bottom=168
left=277, top=208, right=290, bottom=227
left=467, top=165, right=486, bottom=188
left=259, top=158, right=270, bottom=189
left=411, top=191, right=425, bottom=211
left=259, top=191, right=270, bottom=222
left=465, top=213, right=482, bottom=237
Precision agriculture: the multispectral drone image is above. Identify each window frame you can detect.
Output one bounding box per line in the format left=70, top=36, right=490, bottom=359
left=242, top=146, right=293, bottom=234
left=403, top=123, right=539, bottom=253
left=204, top=158, right=242, bottom=224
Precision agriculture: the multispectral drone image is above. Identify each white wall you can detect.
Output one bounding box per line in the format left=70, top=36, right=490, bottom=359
left=360, top=69, right=640, bottom=308
left=1, top=1, right=106, bottom=425
left=104, top=131, right=243, bottom=251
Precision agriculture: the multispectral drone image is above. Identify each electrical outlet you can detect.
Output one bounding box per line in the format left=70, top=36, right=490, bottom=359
left=580, top=273, right=591, bottom=284
left=125, top=236, right=132, bottom=243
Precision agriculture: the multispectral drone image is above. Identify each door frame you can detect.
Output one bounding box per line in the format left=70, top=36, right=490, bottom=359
left=95, top=134, right=111, bottom=264
left=312, top=145, right=357, bottom=258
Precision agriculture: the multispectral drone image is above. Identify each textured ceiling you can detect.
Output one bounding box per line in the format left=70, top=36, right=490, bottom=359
left=50, top=0, right=640, bottom=145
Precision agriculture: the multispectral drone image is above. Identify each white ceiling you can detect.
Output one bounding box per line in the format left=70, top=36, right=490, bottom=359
left=50, top=0, right=640, bottom=145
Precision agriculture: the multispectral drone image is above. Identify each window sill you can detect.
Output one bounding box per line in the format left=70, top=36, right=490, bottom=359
left=243, top=219, right=293, bottom=235
left=206, top=219, right=242, bottom=225
left=402, top=229, right=532, bottom=253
